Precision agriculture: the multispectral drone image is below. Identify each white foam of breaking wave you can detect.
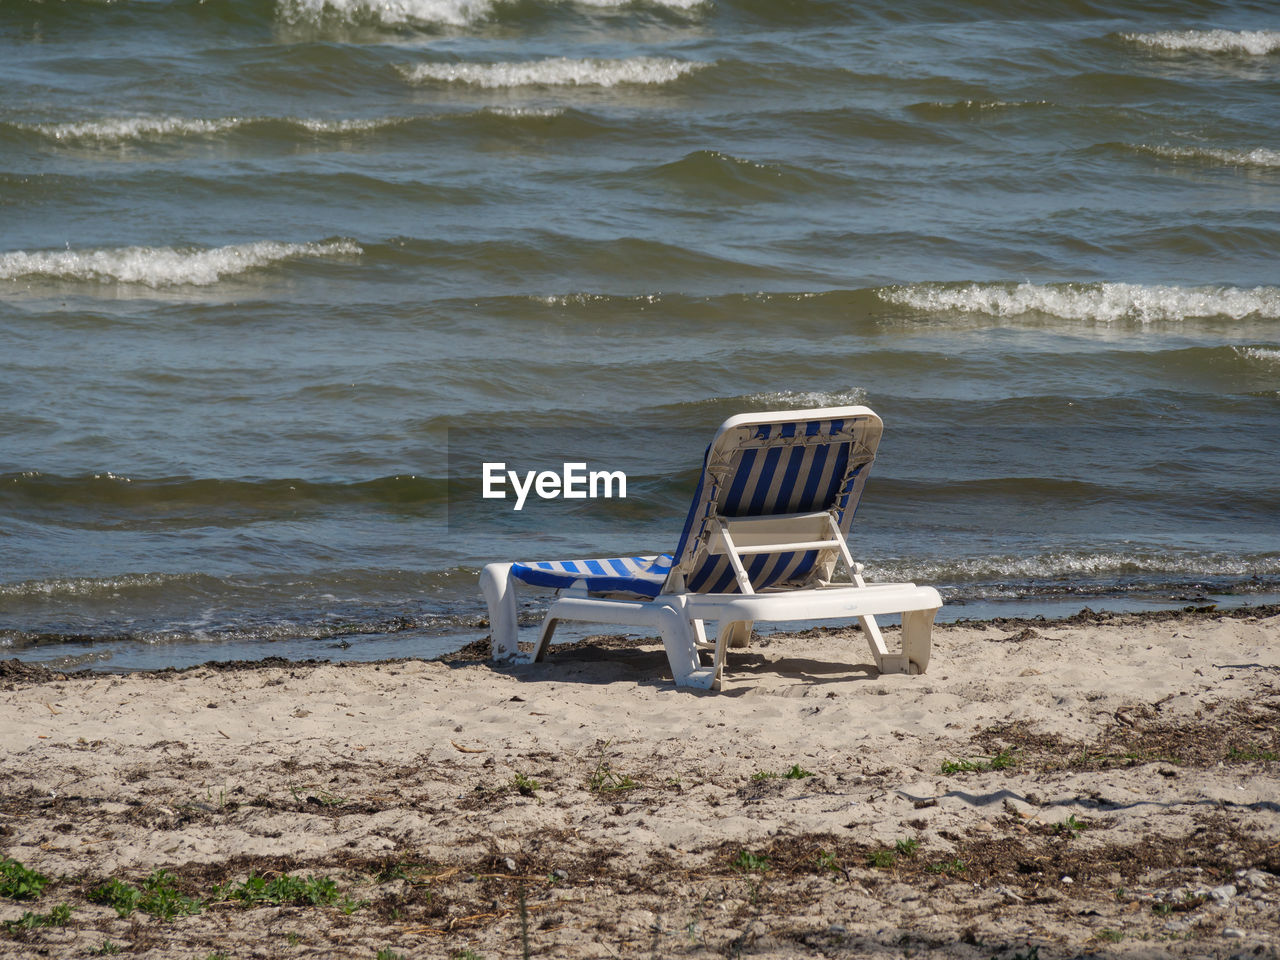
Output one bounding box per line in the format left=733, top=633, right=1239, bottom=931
left=873, top=550, right=1280, bottom=586
left=401, top=56, right=706, bottom=88
left=31, top=116, right=245, bottom=142
left=279, top=0, right=705, bottom=25
left=295, top=117, right=409, bottom=133
left=1131, top=143, right=1280, bottom=168
left=744, top=388, right=868, bottom=408
left=0, top=240, right=362, bottom=287
left=481, top=106, right=566, bottom=118
left=535, top=291, right=660, bottom=306
left=1239, top=346, right=1280, bottom=363
left=278, top=0, right=494, bottom=27
left=0, top=573, right=192, bottom=600
left=26, top=116, right=408, bottom=143
left=924, top=99, right=1053, bottom=112
left=880, top=282, right=1280, bottom=323
left=571, top=0, right=707, bottom=9
left=1123, top=29, right=1280, bottom=56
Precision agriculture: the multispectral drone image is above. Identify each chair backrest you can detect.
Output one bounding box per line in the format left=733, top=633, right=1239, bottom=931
left=666, top=407, right=883, bottom=594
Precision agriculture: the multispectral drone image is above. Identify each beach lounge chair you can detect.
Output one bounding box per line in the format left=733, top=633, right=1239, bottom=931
left=479, top=406, right=941, bottom=690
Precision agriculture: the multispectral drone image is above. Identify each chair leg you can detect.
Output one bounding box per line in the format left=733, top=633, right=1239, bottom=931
left=858, top=613, right=893, bottom=671
left=900, top=607, right=936, bottom=674
left=656, top=603, right=709, bottom=688
left=719, top=619, right=752, bottom=649
left=705, top=620, right=749, bottom=691
left=532, top=615, right=558, bottom=662
left=480, top=563, right=520, bottom=661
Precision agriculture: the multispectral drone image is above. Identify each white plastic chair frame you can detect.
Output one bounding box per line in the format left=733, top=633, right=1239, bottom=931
left=480, top=413, right=941, bottom=691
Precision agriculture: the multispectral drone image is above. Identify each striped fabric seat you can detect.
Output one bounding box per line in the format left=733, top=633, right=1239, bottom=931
left=511, top=554, right=673, bottom=599
left=506, top=411, right=877, bottom=599
left=671, top=414, right=874, bottom=595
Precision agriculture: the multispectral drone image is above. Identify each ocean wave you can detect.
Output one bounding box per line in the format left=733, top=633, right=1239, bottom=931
left=0, top=471, right=450, bottom=514
left=876, top=550, right=1280, bottom=588
left=28, top=116, right=244, bottom=142
left=880, top=282, right=1280, bottom=324
left=1128, top=143, right=1280, bottom=169
left=480, top=106, right=566, bottom=118
left=1123, top=29, right=1280, bottom=56
left=1239, top=346, right=1280, bottom=364
left=400, top=56, right=706, bottom=88
left=570, top=0, right=706, bottom=8
left=0, top=239, right=362, bottom=287
left=277, top=0, right=496, bottom=27
left=908, top=99, right=1054, bottom=117
left=296, top=117, right=411, bottom=133
left=740, top=388, right=868, bottom=408
left=624, top=149, right=853, bottom=203
left=534, top=291, right=660, bottom=306
left=277, top=0, right=704, bottom=26
left=21, top=115, right=410, bottom=144
left=0, top=572, right=204, bottom=601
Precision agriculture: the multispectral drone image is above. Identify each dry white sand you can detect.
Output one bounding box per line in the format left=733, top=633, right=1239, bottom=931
left=0, top=607, right=1277, bottom=958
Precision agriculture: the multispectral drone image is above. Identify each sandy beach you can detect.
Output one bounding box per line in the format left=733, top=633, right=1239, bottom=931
left=1, top=606, right=1278, bottom=959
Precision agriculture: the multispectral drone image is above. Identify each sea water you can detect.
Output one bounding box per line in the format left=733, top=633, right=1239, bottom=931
left=1, top=0, right=1278, bottom=670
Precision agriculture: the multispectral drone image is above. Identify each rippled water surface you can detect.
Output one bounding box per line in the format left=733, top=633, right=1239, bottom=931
left=2, top=0, right=1278, bottom=669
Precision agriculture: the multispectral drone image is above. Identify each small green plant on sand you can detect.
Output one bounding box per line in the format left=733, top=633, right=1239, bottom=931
left=453, top=950, right=485, bottom=960
left=90, top=941, right=122, bottom=956
left=866, top=849, right=896, bottom=869
left=340, top=894, right=369, bottom=915
left=215, top=872, right=340, bottom=907
left=987, top=748, right=1018, bottom=769
left=375, top=949, right=404, bottom=960
left=588, top=759, right=638, bottom=793
left=1150, top=890, right=1205, bottom=917
left=138, top=870, right=203, bottom=920
left=1097, top=929, right=1124, bottom=942
left=373, top=860, right=408, bottom=883
left=894, top=837, right=920, bottom=858
left=754, top=764, right=815, bottom=781
left=816, top=850, right=840, bottom=874
left=927, top=858, right=966, bottom=876
left=2, top=903, right=72, bottom=932
left=1226, top=745, right=1280, bottom=762
left=0, top=857, right=50, bottom=900
left=88, top=877, right=142, bottom=919
left=731, top=850, right=770, bottom=872
left=289, top=784, right=345, bottom=807
left=511, top=772, right=540, bottom=797
left=90, top=870, right=201, bottom=920
left=1054, top=814, right=1088, bottom=836
left=203, top=786, right=230, bottom=810
left=941, top=748, right=1017, bottom=775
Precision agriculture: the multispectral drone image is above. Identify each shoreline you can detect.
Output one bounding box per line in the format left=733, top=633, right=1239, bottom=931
left=6, top=598, right=1280, bottom=681
left=1, top=606, right=1277, bottom=958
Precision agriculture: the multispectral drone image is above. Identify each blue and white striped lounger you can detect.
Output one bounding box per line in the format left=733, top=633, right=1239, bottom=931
left=480, top=406, right=942, bottom=690
left=510, top=555, right=673, bottom=599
